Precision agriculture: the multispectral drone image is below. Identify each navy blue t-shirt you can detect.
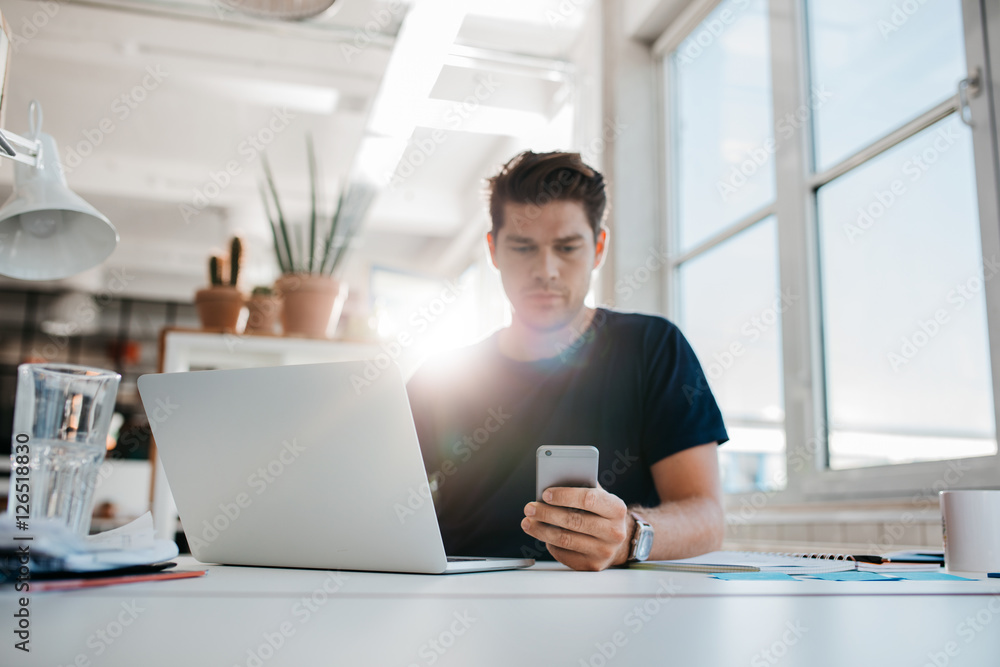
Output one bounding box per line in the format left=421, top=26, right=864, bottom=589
left=405, top=308, right=728, bottom=559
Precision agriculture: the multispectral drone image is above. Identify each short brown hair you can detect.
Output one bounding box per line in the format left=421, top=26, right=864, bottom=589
left=486, top=151, right=607, bottom=240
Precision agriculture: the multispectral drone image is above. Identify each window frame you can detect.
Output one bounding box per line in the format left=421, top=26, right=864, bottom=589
left=654, top=0, right=1000, bottom=504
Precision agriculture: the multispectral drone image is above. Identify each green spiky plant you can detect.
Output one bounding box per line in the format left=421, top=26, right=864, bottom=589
left=259, top=134, right=377, bottom=277
left=208, top=236, right=243, bottom=287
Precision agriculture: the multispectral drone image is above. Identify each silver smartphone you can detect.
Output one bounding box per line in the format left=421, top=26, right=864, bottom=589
left=535, top=445, right=599, bottom=502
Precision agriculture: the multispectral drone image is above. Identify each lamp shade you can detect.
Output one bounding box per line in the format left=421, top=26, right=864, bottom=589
left=0, top=133, right=118, bottom=281
left=219, top=0, right=337, bottom=20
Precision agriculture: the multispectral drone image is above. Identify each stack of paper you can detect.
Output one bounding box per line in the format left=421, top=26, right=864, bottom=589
left=0, top=512, right=178, bottom=578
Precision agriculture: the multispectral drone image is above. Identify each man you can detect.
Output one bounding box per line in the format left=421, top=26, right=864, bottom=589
left=406, top=150, right=728, bottom=572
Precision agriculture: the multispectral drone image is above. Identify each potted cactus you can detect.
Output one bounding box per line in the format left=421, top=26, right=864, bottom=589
left=244, top=285, right=280, bottom=335
left=260, top=134, right=376, bottom=338
left=194, top=236, right=245, bottom=331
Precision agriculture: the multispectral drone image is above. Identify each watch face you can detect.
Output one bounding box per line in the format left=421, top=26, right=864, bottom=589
left=630, top=517, right=654, bottom=561
left=634, top=527, right=653, bottom=560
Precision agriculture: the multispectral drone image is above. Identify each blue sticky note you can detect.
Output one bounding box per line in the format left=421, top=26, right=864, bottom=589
left=711, top=572, right=798, bottom=581
left=889, top=572, right=977, bottom=581
left=805, top=571, right=899, bottom=581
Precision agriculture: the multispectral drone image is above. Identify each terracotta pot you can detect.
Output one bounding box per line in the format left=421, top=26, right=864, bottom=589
left=274, top=274, right=348, bottom=338
left=245, top=295, right=280, bottom=335
left=194, top=286, right=244, bottom=331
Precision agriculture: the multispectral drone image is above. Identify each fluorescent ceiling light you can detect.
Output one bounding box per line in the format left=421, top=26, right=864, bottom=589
left=367, top=0, right=468, bottom=138
left=352, top=135, right=409, bottom=188
left=465, top=0, right=593, bottom=27
left=411, top=99, right=548, bottom=136
left=188, top=74, right=340, bottom=114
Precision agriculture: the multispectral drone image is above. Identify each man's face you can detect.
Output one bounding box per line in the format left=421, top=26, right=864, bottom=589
left=488, top=199, right=607, bottom=332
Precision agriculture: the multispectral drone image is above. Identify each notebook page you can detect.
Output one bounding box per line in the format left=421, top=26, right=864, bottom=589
left=644, top=550, right=855, bottom=574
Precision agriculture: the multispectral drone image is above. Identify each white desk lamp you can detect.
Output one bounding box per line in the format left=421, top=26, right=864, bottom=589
left=0, top=101, right=118, bottom=281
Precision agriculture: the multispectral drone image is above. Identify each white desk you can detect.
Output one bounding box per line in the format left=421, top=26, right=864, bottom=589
left=4, top=557, right=1000, bottom=666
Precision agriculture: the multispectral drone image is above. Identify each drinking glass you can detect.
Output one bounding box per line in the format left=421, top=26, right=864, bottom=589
left=10, top=363, right=121, bottom=535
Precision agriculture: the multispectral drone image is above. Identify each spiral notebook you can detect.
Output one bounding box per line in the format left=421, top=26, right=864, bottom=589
left=631, top=550, right=943, bottom=574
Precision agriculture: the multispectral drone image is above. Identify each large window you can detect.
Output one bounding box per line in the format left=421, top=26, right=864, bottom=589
left=659, top=0, right=1000, bottom=497
left=668, top=0, right=785, bottom=494
left=817, top=118, right=994, bottom=470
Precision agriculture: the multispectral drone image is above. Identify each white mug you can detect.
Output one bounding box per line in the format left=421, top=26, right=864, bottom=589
left=940, top=490, right=1000, bottom=572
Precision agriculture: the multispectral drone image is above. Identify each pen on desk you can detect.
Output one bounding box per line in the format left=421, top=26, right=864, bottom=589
left=32, top=569, right=207, bottom=592
left=849, top=554, right=944, bottom=565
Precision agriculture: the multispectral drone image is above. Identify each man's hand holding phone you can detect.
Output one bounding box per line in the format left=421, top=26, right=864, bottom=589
left=522, top=446, right=635, bottom=571
left=523, top=486, right=633, bottom=571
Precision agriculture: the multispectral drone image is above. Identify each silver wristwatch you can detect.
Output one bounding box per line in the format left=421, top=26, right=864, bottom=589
left=627, top=511, right=654, bottom=562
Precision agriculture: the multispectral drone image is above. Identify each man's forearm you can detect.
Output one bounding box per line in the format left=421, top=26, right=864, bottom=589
left=636, top=495, right=725, bottom=561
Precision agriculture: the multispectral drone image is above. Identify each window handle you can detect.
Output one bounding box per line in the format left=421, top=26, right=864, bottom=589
left=959, top=68, right=982, bottom=126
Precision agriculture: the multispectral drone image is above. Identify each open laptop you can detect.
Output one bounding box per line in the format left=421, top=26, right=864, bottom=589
left=137, top=361, right=533, bottom=574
